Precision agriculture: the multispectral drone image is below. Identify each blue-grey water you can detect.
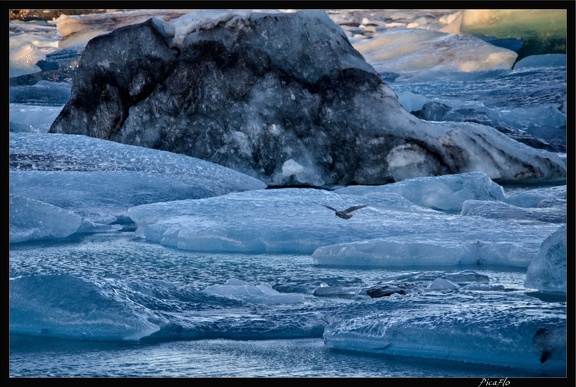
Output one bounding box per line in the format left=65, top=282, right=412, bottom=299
left=10, top=233, right=560, bottom=378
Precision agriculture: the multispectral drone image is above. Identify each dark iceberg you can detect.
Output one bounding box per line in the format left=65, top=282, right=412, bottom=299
left=49, top=10, right=566, bottom=186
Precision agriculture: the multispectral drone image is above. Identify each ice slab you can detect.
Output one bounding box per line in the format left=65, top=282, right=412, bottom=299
left=203, top=279, right=305, bottom=304
left=323, top=293, right=566, bottom=372
left=10, top=194, right=82, bottom=243
left=128, top=182, right=560, bottom=267
left=10, top=80, right=71, bottom=106
left=353, top=27, right=517, bottom=74
left=504, top=185, right=566, bottom=208
left=524, top=225, right=566, bottom=293
left=336, top=172, right=506, bottom=212
left=9, top=274, right=160, bottom=341
left=312, top=238, right=545, bottom=268
left=9, top=133, right=266, bottom=239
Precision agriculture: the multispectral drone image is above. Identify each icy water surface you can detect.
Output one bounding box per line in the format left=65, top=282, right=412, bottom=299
left=10, top=232, right=564, bottom=377
left=10, top=336, right=552, bottom=378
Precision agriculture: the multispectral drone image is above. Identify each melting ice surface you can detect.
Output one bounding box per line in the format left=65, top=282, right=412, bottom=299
left=9, top=9, right=568, bottom=378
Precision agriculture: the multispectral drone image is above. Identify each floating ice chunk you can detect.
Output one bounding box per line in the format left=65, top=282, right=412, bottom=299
left=49, top=10, right=566, bottom=185
left=462, top=283, right=505, bottom=291
left=10, top=133, right=266, bottom=231
left=9, top=27, right=60, bottom=77
left=273, top=158, right=325, bottom=186
left=9, top=194, right=81, bottom=244
left=129, top=186, right=559, bottom=264
left=426, top=278, right=460, bottom=290
left=524, top=226, right=566, bottom=293
left=9, top=274, right=160, bottom=341
left=411, top=99, right=566, bottom=153
left=312, top=286, right=359, bottom=299
left=313, top=240, right=469, bottom=267
left=203, top=279, right=305, bottom=304
left=461, top=200, right=566, bottom=224
left=505, top=185, right=566, bottom=208
left=312, top=237, right=548, bottom=268
left=392, top=270, right=490, bottom=285
left=353, top=27, right=517, bottom=74
left=324, top=295, right=566, bottom=371
left=365, top=282, right=421, bottom=298
left=395, top=90, right=429, bottom=113
left=9, top=41, right=44, bottom=78
left=337, top=173, right=506, bottom=212
left=128, top=188, right=419, bottom=254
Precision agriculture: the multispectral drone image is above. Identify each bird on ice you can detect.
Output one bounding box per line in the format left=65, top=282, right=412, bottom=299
left=322, top=204, right=368, bottom=219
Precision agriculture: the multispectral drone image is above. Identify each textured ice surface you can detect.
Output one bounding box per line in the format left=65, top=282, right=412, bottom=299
left=323, top=292, right=566, bottom=372
left=9, top=133, right=265, bottom=241
left=9, top=194, right=82, bottom=243
left=128, top=181, right=561, bottom=267
left=461, top=200, right=566, bottom=224
left=426, top=278, right=459, bottom=290
left=9, top=274, right=160, bottom=340
left=524, top=225, right=567, bottom=293
left=336, top=172, right=505, bottom=212
left=353, top=27, right=517, bottom=74
left=203, top=279, right=305, bottom=305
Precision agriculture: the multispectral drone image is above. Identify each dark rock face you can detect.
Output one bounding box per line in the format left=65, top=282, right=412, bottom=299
left=49, top=10, right=566, bottom=186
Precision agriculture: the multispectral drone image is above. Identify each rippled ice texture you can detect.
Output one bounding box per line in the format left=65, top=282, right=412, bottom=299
left=9, top=233, right=566, bottom=377
left=9, top=8, right=568, bottom=379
